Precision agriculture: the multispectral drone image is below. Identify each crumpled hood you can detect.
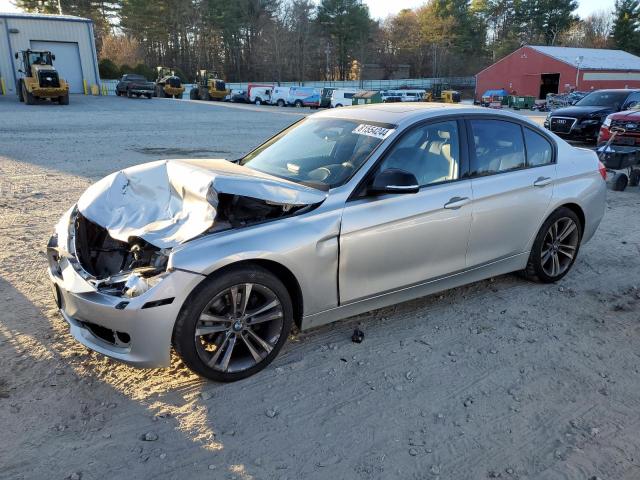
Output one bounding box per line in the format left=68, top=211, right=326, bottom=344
left=77, top=159, right=327, bottom=248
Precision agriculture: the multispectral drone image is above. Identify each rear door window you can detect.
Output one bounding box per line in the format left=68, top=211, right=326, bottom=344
left=470, top=120, right=526, bottom=176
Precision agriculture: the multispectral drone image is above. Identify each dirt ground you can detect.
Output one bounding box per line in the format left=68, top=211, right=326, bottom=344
left=1, top=95, right=639, bottom=480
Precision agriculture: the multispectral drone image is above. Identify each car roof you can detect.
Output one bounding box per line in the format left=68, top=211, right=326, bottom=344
left=312, top=102, right=539, bottom=128
left=585, top=89, right=640, bottom=93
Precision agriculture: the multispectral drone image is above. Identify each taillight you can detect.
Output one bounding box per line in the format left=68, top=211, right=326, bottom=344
left=598, top=161, right=607, bottom=180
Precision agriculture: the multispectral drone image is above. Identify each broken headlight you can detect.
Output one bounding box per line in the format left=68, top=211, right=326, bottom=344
left=123, top=271, right=169, bottom=298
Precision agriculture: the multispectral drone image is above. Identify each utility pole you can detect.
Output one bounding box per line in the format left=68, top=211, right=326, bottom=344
left=325, top=42, right=331, bottom=81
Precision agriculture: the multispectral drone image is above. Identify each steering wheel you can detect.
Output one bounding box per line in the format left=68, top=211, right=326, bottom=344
left=308, top=162, right=355, bottom=184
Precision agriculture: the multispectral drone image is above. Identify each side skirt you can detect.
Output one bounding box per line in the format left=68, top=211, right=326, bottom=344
left=300, top=253, right=528, bottom=330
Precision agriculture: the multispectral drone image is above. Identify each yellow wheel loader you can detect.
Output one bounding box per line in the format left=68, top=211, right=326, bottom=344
left=189, top=70, right=229, bottom=101
left=15, top=50, right=69, bottom=105
left=155, top=67, right=185, bottom=99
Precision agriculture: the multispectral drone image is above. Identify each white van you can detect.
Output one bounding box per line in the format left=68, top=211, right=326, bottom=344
left=271, top=86, right=290, bottom=107
left=249, top=86, right=272, bottom=105
left=330, top=89, right=359, bottom=108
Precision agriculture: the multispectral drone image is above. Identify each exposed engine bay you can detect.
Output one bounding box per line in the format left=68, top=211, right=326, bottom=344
left=67, top=159, right=326, bottom=297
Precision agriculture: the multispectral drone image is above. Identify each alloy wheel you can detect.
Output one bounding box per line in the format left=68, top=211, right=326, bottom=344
left=194, top=283, right=284, bottom=373
left=540, top=217, right=579, bottom=278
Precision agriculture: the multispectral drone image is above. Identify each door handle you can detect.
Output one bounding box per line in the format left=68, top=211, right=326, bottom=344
left=444, top=196, right=470, bottom=210
left=533, top=176, right=552, bottom=187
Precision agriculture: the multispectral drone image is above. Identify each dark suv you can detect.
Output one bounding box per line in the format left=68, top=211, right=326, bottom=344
left=544, top=89, right=640, bottom=142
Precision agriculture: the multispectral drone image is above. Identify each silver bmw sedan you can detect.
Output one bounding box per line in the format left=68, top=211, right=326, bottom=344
left=48, top=103, right=607, bottom=381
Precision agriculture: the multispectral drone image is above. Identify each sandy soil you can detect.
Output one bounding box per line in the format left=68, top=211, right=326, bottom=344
left=1, top=96, right=639, bottom=480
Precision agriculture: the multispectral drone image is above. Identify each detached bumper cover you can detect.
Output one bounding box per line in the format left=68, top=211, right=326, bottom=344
left=48, top=242, right=204, bottom=367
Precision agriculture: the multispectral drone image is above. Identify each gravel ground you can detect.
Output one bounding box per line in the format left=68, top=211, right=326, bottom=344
left=1, top=95, right=639, bottom=480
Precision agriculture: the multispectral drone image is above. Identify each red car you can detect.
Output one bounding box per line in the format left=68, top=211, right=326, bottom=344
left=598, top=108, right=640, bottom=146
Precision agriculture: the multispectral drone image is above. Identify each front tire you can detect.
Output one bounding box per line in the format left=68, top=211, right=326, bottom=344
left=173, top=265, right=293, bottom=382
left=23, top=82, right=35, bottom=105
left=629, top=169, right=640, bottom=187
left=59, top=93, right=69, bottom=105
left=524, top=207, right=582, bottom=283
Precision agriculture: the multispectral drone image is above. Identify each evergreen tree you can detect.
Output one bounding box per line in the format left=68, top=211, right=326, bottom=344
left=611, top=0, right=640, bottom=53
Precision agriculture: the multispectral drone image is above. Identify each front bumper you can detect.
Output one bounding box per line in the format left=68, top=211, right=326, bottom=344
left=164, top=85, right=184, bottom=96
left=545, top=118, right=601, bottom=140
left=33, top=86, right=69, bottom=97
left=48, top=238, right=204, bottom=368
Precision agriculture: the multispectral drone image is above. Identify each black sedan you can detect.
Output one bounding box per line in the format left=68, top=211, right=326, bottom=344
left=544, top=89, right=640, bottom=142
left=115, top=74, right=156, bottom=99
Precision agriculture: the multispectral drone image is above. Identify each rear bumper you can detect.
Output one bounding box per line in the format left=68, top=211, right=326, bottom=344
left=49, top=254, right=204, bottom=368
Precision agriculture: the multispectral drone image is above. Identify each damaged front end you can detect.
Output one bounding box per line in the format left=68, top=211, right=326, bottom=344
left=50, top=158, right=327, bottom=299
left=72, top=212, right=170, bottom=298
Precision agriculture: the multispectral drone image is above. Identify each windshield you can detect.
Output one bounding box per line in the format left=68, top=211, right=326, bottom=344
left=576, top=91, right=629, bottom=108
left=240, top=117, right=394, bottom=188
left=28, top=52, right=52, bottom=66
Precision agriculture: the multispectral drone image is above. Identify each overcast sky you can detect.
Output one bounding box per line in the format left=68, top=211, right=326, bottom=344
left=0, top=0, right=617, bottom=19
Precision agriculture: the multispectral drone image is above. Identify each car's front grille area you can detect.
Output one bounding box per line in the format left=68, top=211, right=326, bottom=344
left=38, top=70, right=60, bottom=88
left=550, top=117, right=576, bottom=134
left=611, top=119, right=640, bottom=134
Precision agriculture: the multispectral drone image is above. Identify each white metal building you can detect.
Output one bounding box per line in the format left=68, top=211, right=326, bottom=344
left=0, top=12, right=100, bottom=95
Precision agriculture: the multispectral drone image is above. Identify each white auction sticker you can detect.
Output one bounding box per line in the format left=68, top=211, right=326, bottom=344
left=352, top=124, right=395, bottom=139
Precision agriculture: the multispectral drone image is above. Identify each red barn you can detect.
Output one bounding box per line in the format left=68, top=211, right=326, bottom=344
left=476, top=45, right=640, bottom=101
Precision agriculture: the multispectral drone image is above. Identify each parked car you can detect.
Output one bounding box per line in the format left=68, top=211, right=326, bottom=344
left=249, top=86, right=272, bottom=105
left=48, top=104, right=606, bottom=381
left=320, top=87, right=336, bottom=108
left=230, top=90, right=249, bottom=103
left=288, top=86, right=319, bottom=107
left=330, top=88, right=358, bottom=108
left=598, top=106, right=640, bottom=147
left=544, top=89, right=640, bottom=142
left=301, top=93, right=321, bottom=109
left=271, top=86, right=290, bottom=107
left=115, top=74, right=155, bottom=99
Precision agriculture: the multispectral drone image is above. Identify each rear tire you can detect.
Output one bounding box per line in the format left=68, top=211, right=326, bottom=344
left=59, top=94, right=69, bottom=105
left=612, top=173, right=628, bottom=191
left=127, top=89, right=132, bottom=98
left=294, top=100, right=302, bottom=108
left=628, top=169, right=640, bottom=187
left=156, top=86, right=165, bottom=98
left=523, top=207, right=582, bottom=283
left=277, top=99, right=285, bottom=107
left=17, top=80, right=24, bottom=102
left=173, top=265, right=293, bottom=382
left=189, top=88, right=198, bottom=100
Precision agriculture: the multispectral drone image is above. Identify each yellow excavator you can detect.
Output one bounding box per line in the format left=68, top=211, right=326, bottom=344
left=15, top=50, right=69, bottom=105
left=155, top=67, right=185, bottom=99
left=189, top=70, right=229, bottom=101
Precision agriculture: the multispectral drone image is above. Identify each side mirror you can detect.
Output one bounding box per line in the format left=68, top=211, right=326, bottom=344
left=51, top=54, right=55, bottom=61
left=14, top=52, right=18, bottom=59
left=369, top=168, right=419, bottom=195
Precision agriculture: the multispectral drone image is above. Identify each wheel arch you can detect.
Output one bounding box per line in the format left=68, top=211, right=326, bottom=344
left=559, top=202, right=585, bottom=234
left=199, top=259, right=304, bottom=329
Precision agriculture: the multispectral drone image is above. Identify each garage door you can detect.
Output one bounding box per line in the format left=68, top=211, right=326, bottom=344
left=30, top=41, right=84, bottom=94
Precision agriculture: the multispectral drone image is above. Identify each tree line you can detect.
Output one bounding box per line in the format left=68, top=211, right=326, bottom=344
left=14, top=0, right=640, bottom=82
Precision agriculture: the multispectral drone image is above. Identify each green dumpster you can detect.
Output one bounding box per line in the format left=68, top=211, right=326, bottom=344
left=508, top=95, right=535, bottom=110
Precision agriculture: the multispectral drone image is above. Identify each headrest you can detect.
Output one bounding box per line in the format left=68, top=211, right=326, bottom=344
left=438, top=130, right=450, bottom=140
